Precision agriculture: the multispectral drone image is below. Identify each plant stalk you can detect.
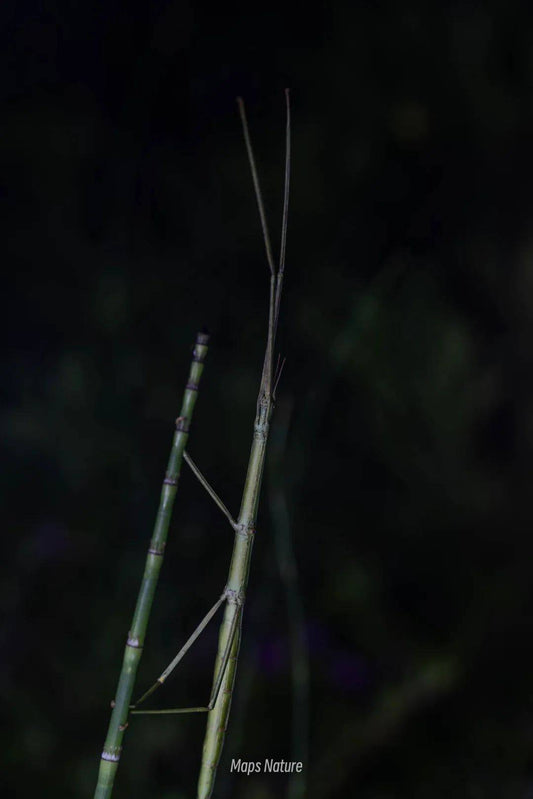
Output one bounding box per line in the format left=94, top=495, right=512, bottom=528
left=93, top=330, right=209, bottom=799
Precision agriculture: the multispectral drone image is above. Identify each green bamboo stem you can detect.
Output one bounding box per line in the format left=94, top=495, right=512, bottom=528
left=196, top=90, right=291, bottom=799
left=93, top=330, right=209, bottom=799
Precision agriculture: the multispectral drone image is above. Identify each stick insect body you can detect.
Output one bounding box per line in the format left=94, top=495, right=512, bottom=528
left=129, top=92, right=291, bottom=799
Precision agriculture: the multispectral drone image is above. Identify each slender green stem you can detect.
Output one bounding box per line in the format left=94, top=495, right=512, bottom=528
left=93, top=331, right=209, bottom=799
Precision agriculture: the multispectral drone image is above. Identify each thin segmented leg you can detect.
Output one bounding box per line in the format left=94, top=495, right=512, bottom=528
left=130, top=592, right=241, bottom=715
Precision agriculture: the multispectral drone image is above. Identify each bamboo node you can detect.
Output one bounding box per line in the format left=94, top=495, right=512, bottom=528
left=175, top=416, right=190, bottom=433
left=196, top=331, right=210, bottom=345
left=101, top=749, right=121, bottom=762
left=192, top=348, right=206, bottom=363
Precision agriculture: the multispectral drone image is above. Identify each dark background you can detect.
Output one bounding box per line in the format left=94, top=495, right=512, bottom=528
left=2, top=2, right=533, bottom=797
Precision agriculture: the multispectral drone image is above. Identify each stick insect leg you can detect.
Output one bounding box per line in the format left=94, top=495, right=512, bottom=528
left=130, top=592, right=226, bottom=710
left=131, top=602, right=241, bottom=716
left=207, top=603, right=241, bottom=710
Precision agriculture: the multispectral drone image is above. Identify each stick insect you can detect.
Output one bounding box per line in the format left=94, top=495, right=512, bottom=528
left=126, top=92, right=291, bottom=799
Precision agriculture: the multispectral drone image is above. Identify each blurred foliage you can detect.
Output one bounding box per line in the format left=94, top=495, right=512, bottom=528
left=2, top=1, right=533, bottom=797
